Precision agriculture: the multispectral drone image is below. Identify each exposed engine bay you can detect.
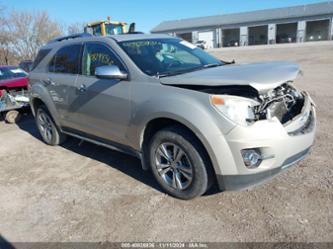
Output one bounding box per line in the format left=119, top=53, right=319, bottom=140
left=254, top=83, right=305, bottom=124
left=173, top=83, right=305, bottom=125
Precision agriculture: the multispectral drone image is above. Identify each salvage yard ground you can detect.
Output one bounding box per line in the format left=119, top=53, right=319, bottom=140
left=0, top=41, right=332, bottom=242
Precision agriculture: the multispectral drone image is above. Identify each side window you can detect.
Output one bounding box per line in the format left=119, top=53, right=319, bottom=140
left=32, top=49, right=51, bottom=71
left=0, top=69, right=9, bottom=80
left=48, top=44, right=81, bottom=74
left=81, top=43, right=125, bottom=76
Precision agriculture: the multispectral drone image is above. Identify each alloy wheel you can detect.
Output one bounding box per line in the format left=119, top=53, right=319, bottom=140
left=37, top=111, right=54, bottom=144
left=154, top=142, right=193, bottom=190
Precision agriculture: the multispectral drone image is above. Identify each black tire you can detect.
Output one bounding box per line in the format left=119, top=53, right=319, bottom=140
left=148, top=125, right=213, bottom=200
left=35, top=105, right=66, bottom=146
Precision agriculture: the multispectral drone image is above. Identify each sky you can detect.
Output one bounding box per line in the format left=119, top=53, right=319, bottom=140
left=0, top=0, right=329, bottom=32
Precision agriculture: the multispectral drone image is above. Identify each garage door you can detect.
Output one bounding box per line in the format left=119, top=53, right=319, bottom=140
left=198, top=31, right=214, bottom=49
left=306, top=19, right=330, bottom=41
left=249, top=25, right=268, bottom=45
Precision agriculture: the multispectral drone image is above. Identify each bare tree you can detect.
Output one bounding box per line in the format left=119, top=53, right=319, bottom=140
left=6, top=10, right=63, bottom=61
left=67, top=22, right=85, bottom=34
left=0, top=34, right=15, bottom=65
left=0, top=5, right=16, bottom=65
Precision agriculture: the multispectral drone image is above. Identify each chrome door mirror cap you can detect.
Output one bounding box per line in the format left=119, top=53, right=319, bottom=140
left=95, top=65, right=128, bottom=80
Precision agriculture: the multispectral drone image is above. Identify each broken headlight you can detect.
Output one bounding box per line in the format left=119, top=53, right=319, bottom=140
left=210, top=95, right=260, bottom=126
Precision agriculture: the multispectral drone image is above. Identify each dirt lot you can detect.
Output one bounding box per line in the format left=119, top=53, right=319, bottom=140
left=0, top=42, right=332, bottom=243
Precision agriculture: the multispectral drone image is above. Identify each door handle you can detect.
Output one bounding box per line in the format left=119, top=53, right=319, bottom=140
left=78, top=84, right=87, bottom=94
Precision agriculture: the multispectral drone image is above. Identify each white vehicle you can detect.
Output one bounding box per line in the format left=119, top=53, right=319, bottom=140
left=195, top=40, right=208, bottom=49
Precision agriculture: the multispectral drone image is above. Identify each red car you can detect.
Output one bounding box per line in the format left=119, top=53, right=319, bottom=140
left=0, top=65, right=29, bottom=90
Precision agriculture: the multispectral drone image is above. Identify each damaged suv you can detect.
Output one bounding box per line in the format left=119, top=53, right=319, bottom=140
left=29, top=34, right=316, bottom=199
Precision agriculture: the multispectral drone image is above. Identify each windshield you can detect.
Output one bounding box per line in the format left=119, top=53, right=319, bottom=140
left=0, top=67, right=28, bottom=81
left=119, top=38, right=223, bottom=77
left=105, top=24, right=124, bottom=35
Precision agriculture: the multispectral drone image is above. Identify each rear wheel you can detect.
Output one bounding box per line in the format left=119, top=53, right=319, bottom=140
left=35, top=105, right=66, bottom=145
left=149, top=126, right=212, bottom=200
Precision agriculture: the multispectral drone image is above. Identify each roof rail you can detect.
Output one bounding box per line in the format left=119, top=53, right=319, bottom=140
left=47, top=33, right=93, bottom=44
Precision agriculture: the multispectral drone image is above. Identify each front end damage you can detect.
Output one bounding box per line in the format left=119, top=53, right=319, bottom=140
left=160, top=61, right=316, bottom=190
left=174, top=81, right=316, bottom=190
left=246, top=83, right=315, bottom=137
left=211, top=83, right=316, bottom=190
left=253, top=83, right=308, bottom=126
left=173, top=82, right=314, bottom=133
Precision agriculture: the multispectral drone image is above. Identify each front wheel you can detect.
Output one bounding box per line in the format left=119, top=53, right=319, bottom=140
left=35, top=105, right=66, bottom=146
left=149, top=126, right=212, bottom=200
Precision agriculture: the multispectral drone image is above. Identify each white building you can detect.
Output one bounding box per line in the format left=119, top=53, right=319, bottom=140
left=151, top=2, right=333, bottom=48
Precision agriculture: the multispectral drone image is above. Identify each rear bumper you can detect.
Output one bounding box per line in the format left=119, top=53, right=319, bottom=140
left=217, top=146, right=311, bottom=190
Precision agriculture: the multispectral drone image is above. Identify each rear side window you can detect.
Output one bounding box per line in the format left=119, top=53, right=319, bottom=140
left=49, top=44, right=81, bottom=74
left=32, top=49, right=51, bottom=70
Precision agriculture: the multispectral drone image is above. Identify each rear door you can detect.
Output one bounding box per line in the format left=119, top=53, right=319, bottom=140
left=69, top=42, right=131, bottom=144
left=46, top=44, right=82, bottom=127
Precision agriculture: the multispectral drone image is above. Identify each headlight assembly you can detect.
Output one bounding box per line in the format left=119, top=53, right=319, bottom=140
left=210, top=95, right=260, bottom=126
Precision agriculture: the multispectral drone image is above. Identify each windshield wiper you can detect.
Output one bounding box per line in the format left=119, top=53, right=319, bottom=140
left=157, top=63, right=226, bottom=78
left=202, top=63, right=223, bottom=68
left=221, top=59, right=236, bottom=65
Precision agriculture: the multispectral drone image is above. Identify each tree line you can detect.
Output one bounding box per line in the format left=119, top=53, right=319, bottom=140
left=0, top=6, right=84, bottom=65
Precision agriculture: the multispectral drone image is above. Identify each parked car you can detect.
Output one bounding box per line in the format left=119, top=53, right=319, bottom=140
left=195, top=40, right=207, bottom=49
left=0, top=66, right=29, bottom=90
left=19, top=60, right=33, bottom=72
left=29, top=34, right=316, bottom=199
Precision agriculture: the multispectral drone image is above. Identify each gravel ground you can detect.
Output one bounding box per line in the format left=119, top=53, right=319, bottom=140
left=0, top=42, right=332, bottom=243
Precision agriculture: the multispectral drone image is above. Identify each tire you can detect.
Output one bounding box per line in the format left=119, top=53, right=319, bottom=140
left=35, top=105, right=66, bottom=146
left=148, top=125, right=213, bottom=200
left=5, top=110, right=21, bottom=124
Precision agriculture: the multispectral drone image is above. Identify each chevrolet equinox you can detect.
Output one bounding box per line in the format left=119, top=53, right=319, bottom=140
left=29, top=33, right=316, bottom=199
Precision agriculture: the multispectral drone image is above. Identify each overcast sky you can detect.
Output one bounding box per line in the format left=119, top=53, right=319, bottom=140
left=1, top=0, right=329, bottom=32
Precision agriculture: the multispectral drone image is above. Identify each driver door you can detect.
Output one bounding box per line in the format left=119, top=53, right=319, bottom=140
left=68, top=42, right=131, bottom=145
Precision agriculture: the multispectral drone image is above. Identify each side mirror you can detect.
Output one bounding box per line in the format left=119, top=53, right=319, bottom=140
left=95, top=65, right=128, bottom=80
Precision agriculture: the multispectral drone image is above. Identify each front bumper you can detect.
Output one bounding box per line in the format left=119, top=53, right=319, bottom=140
left=212, top=93, right=316, bottom=191
left=217, top=146, right=311, bottom=190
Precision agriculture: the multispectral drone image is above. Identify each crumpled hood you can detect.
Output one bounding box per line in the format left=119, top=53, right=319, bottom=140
left=160, top=61, right=300, bottom=94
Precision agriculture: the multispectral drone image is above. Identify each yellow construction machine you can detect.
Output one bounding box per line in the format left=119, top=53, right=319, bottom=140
left=84, top=17, right=137, bottom=36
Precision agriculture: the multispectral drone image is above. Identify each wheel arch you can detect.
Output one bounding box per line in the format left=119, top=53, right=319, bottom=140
left=30, top=95, right=61, bottom=129
left=30, top=97, right=44, bottom=116
left=140, top=116, right=218, bottom=183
